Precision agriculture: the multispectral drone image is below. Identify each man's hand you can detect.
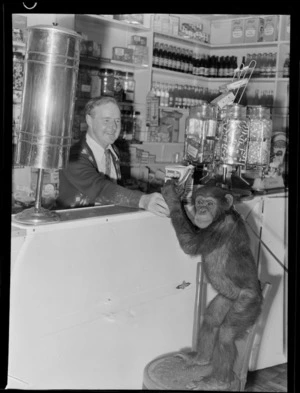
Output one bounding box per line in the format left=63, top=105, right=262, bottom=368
left=139, top=192, right=170, bottom=217
left=161, top=179, right=183, bottom=210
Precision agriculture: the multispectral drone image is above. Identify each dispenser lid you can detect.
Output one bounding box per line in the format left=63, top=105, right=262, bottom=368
left=27, top=24, right=82, bottom=39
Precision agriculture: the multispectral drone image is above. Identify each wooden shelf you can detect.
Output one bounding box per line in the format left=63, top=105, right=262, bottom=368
left=154, top=32, right=210, bottom=48
left=80, top=56, right=148, bottom=70
left=80, top=14, right=151, bottom=31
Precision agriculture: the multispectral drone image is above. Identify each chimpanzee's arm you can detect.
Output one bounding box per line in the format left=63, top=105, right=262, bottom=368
left=162, top=181, right=201, bottom=255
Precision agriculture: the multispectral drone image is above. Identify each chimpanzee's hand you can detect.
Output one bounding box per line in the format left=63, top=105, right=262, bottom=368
left=161, top=179, right=183, bottom=211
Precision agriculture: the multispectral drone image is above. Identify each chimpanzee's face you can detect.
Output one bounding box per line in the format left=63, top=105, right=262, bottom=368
left=193, top=187, right=234, bottom=229
left=194, top=195, right=219, bottom=228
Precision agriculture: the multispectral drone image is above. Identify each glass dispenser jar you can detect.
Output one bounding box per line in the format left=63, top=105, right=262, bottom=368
left=113, top=70, right=125, bottom=101
left=184, top=102, right=209, bottom=164
left=214, top=106, right=227, bottom=162
left=100, top=68, right=114, bottom=96
left=123, top=72, right=135, bottom=102
left=246, top=105, right=272, bottom=167
left=220, top=104, right=249, bottom=166
left=203, top=104, right=218, bottom=163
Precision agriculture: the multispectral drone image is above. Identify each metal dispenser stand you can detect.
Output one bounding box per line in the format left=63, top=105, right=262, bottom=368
left=13, top=24, right=81, bottom=225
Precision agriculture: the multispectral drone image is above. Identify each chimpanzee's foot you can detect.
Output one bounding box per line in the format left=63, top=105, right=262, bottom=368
left=185, top=376, right=231, bottom=391
left=174, top=351, right=211, bottom=366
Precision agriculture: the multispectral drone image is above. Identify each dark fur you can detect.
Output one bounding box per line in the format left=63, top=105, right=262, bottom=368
left=162, top=182, right=262, bottom=385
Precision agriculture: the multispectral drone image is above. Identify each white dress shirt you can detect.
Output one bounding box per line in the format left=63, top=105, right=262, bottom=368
left=85, top=133, right=118, bottom=181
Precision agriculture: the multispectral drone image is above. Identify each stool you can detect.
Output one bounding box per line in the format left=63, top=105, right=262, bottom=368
left=143, top=262, right=272, bottom=391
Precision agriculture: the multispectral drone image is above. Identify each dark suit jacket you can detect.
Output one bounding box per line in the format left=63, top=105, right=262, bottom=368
left=57, top=134, right=143, bottom=209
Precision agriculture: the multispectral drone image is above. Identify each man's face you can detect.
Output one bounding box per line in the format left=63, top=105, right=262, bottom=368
left=86, top=102, right=121, bottom=148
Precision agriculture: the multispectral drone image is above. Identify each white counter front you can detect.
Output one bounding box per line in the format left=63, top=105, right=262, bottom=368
left=8, top=194, right=288, bottom=389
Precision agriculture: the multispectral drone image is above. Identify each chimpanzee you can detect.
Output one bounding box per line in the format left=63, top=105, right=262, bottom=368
left=161, top=181, right=262, bottom=390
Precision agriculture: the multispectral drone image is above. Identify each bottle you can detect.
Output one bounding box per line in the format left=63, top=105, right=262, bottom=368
left=204, top=55, right=210, bottom=77
left=218, top=56, right=224, bottom=78
left=152, top=42, right=159, bottom=68
left=133, top=111, right=142, bottom=140
left=156, top=43, right=162, bottom=68
left=168, top=84, right=175, bottom=107
left=283, top=53, right=289, bottom=77
left=170, top=46, right=176, bottom=71
left=175, top=47, right=181, bottom=72
left=158, top=43, right=165, bottom=68
left=240, top=56, right=246, bottom=70
left=271, top=53, right=277, bottom=78
left=199, top=55, right=205, bottom=77
left=265, top=53, right=273, bottom=78
left=164, top=44, right=170, bottom=70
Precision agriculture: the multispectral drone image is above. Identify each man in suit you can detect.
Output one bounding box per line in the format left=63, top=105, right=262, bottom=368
left=58, top=96, right=169, bottom=217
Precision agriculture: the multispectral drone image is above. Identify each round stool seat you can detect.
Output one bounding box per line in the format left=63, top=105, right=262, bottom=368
left=143, top=351, right=240, bottom=390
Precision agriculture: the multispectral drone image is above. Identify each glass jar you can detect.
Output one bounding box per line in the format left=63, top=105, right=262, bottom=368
left=220, top=104, right=249, bottom=166
left=78, top=65, right=91, bottom=99
left=203, top=104, right=218, bottom=163
left=246, top=105, right=272, bottom=167
left=90, top=67, right=101, bottom=98
left=184, top=102, right=210, bottom=164
left=123, top=72, right=135, bottom=102
left=214, top=106, right=227, bottom=161
left=100, top=68, right=114, bottom=96
left=113, top=70, right=125, bottom=101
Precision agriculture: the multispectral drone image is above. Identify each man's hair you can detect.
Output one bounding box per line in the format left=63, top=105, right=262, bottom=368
left=84, top=96, right=120, bottom=117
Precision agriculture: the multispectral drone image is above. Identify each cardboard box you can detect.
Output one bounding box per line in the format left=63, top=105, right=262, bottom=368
left=231, top=19, right=244, bottom=44
left=112, top=47, right=133, bottom=63
left=169, top=16, right=180, bottom=36
left=131, top=35, right=147, bottom=46
left=244, top=17, right=264, bottom=43
left=263, top=15, right=278, bottom=42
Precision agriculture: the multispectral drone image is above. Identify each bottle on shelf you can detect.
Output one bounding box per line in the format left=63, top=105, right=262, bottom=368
left=271, top=53, right=277, bottom=78
left=152, top=42, right=159, bottom=68
left=283, top=53, right=289, bottom=78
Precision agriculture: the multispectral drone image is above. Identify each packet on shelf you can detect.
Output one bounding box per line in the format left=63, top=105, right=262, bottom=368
left=210, top=91, right=235, bottom=109
left=112, top=47, right=133, bottom=63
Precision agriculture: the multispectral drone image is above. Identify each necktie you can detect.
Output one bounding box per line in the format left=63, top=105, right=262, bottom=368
left=104, top=149, right=111, bottom=177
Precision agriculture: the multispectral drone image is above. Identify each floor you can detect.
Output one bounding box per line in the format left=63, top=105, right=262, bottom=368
left=245, top=363, right=287, bottom=392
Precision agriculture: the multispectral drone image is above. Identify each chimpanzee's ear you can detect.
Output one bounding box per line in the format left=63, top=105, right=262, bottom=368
left=224, top=193, right=234, bottom=209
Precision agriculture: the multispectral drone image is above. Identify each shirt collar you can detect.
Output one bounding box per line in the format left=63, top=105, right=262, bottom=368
left=86, top=133, right=119, bottom=161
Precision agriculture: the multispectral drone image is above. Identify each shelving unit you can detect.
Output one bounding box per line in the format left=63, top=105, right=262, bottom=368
left=12, top=13, right=290, bottom=184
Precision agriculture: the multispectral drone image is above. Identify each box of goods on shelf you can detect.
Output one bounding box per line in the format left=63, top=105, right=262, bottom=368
left=113, top=14, right=144, bottom=26
left=153, top=14, right=209, bottom=44
left=211, top=15, right=279, bottom=45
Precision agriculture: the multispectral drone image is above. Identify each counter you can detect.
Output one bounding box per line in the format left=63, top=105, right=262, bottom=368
left=8, top=192, right=288, bottom=389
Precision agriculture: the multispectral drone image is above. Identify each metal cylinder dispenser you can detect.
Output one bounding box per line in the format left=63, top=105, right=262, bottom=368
left=13, top=24, right=81, bottom=225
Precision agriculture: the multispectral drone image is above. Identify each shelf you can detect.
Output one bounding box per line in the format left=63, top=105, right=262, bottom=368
left=154, top=32, right=285, bottom=50
left=80, top=14, right=151, bottom=31
left=121, top=161, right=178, bottom=167
left=80, top=56, right=148, bottom=70
left=210, top=41, right=279, bottom=49
left=159, top=106, right=188, bottom=113
left=152, top=66, right=209, bottom=81
left=154, top=32, right=210, bottom=48
left=132, top=142, right=184, bottom=146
